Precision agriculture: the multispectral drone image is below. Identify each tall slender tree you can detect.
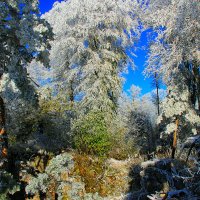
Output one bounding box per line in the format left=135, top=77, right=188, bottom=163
left=151, top=72, right=161, bottom=115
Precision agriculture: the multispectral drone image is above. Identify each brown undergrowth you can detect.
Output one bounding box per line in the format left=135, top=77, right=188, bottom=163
left=72, top=153, right=137, bottom=197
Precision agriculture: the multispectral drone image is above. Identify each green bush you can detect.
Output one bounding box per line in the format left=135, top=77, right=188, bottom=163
left=73, top=111, right=111, bottom=156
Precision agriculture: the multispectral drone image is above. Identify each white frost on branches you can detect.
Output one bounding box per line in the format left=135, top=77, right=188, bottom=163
left=144, top=0, right=200, bottom=80
left=43, top=0, right=142, bottom=114
left=0, top=0, right=52, bottom=136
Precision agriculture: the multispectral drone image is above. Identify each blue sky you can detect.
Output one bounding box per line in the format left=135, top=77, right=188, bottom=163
left=39, top=0, right=153, bottom=95
left=124, top=30, right=152, bottom=94
left=39, top=0, right=62, bottom=14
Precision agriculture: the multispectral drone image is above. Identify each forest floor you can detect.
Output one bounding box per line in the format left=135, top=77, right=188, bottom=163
left=21, top=151, right=143, bottom=200
left=9, top=147, right=200, bottom=200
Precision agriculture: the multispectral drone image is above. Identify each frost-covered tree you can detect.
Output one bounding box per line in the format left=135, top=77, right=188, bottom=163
left=26, top=59, right=75, bottom=152
left=121, top=85, right=158, bottom=153
left=143, top=0, right=199, bottom=93
left=143, top=0, right=200, bottom=140
left=0, top=0, right=52, bottom=170
left=43, top=0, right=142, bottom=116
left=158, top=73, right=200, bottom=141
left=144, top=0, right=199, bottom=78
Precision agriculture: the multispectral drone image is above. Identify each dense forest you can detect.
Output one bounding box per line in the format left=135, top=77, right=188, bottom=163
left=0, top=0, right=199, bottom=199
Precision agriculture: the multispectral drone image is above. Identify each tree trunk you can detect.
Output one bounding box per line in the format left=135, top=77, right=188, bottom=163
left=0, top=71, right=8, bottom=169
left=171, top=119, right=179, bottom=159
left=156, top=83, right=160, bottom=115
left=152, top=72, right=160, bottom=116
left=0, top=96, right=8, bottom=168
left=69, top=79, right=74, bottom=108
